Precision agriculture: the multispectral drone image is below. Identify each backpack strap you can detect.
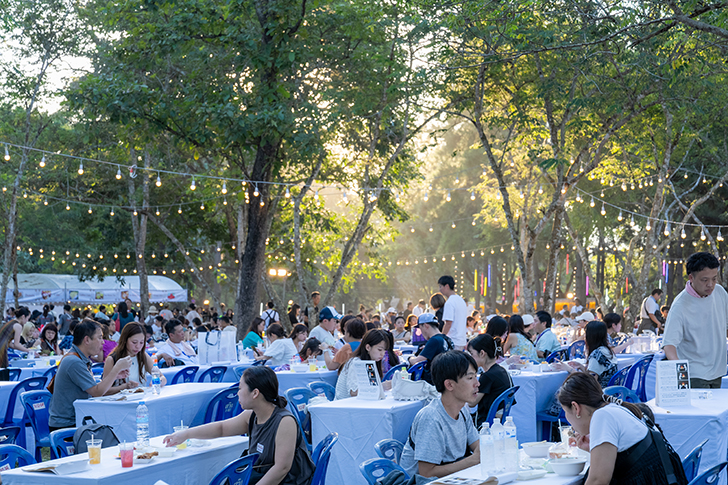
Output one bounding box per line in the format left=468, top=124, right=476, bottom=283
left=46, top=352, right=80, bottom=393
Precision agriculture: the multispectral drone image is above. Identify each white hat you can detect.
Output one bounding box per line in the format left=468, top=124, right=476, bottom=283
left=576, top=311, right=595, bottom=322
left=521, top=314, right=535, bottom=326
left=386, top=307, right=397, bottom=314
left=148, top=305, right=158, bottom=314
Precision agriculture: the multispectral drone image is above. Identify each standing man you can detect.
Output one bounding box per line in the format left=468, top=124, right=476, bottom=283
left=57, top=304, right=74, bottom=336
left=303, top=291, right=321, bottom=326
left=533, top=311, right=561, bottom=359
left=94, top=305, right=110, bottom=322
left=438, top=275, right=467, bottom=350
left=413, top=299, right=426, bottom=317
left=663, top=252, right=728, bottom=389
left=403, top=302, right=414, bottom=320
left=261, top=301, right=280, bottom=330
left=186, top=304, right=201, bottom=323
left=637, top=288, right=663, bottom=334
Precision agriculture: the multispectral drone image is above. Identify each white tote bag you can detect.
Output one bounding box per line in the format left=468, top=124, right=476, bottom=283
left=198, top=330, right=238, bottom=364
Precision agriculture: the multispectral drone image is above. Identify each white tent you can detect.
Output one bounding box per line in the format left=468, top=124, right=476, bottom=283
left=2, top=273, right=187, bottom=304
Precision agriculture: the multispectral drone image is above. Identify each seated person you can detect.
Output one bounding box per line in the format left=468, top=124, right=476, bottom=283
left=151, top=315, right=165, bottom=339
left=298, top=338, right=322, bottom=361
left=49, top=319, right=132, bottom=430
left=59, top=318, right=79, bottom=351
left=502, top=315, right=539, bottom=361
left=20, top=322, right=39, bottom=348
left=604, top=312, right=632, bottom=353
left=243, top=317, right=265, bottom=350
left=219, top=316, right=237, bottom=333
left=392, top=315, right=412, bottom=344
left=533, top=311, right=562, bottom=359
left=39, top=323, right=60, bottom=355
left=254, top=324, right=298, bottom=366
left=102, top=322, right=167, bottom=394
left=164, top=366, right=314, bottom=485
left=554, top=320, right=618, bottom=387
left=400, top=351, right=480, bottom=483
left=406, top=313, right=454, bottom=385
left=466, top=334, right=512, bottom=428
left=156, top=319, right=199, bottom=366
left=335, top=329, right=392, bottom=400
left=324, top=318, right=366, bottom=371
left=310, top=307, right=341, bottom=349
left=289, top=324, right=309, bottom=353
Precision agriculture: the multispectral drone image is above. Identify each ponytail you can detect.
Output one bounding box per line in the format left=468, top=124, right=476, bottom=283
left=273, top=395, right=288, bottom=409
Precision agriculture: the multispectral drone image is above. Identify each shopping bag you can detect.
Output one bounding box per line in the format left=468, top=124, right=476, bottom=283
left=198, top=330, right=238, bottom=364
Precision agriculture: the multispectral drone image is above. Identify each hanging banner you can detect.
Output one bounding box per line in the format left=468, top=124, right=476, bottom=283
left=8, top=288, right=187, bottom=304
left=5, top=289, right=66, bottom=303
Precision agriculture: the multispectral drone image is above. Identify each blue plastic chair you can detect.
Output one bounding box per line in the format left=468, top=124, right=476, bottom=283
left=170, top=366, right=199, bottom=384
left=568, top=340, right=585, bottom=359
left=682, top=438, right=710, bottom=482
left=285, top=387, right=317, bottom=453
left=374, top=438, right=404, bottom=464
left=603, top=386, right=640, bottom=403
left=197, top=366, right=227, bottom=383
left=233, top=366, right=247, bottom=380
left=624, top=354, right=654, bottom=402
left=486, top=386, right=520, bottom=426
left=607, top=365, right=630, bottom=386
left=91, top=363, right=105, bottom=376
left=208, top=453, right=258, bottom=485
left=359, top=458, right=409, bottom=485
left=311, top=432, right=338, bottom=485
left=307, top=381, right=336, bottom=401
left=20, top=390, right=52, bottom=461
left=204, top=387, right=242, bottom=424
left=687, top=461, right=728, bottom=485
left=382, top=363, right=408, bottom=382
left=536, top=408, right=567, bottom=442
left=0, top=426, right=20, bottom=446
left=0, top=376, right=47, bottom=449
left=43, top=366, right=58, bottom=380
left=408, top=361, right=426, bottom=381
left=546, top=348, right=569, bottom=363
left=4, top=369, right=21, bottom=381
left=251, top=359, right=267, bottom=366
left=50, top=428, right=77, bottom=459
left=0, top=444, right=35, bottom=469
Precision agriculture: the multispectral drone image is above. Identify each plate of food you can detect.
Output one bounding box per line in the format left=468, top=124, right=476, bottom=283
left=120, top=388, right=146, bottom=395
left=135, top=451, right=158, bottom=464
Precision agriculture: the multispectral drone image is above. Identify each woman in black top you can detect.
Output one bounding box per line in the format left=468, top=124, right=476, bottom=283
left=164, top=366, right=314, bottom=485
left=467, top=333, right=513, bottom=428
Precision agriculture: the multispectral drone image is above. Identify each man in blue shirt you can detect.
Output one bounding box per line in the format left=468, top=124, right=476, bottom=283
left=406, top=313, right=454, bottom=384
left=533, top=311, right=561, bottom=359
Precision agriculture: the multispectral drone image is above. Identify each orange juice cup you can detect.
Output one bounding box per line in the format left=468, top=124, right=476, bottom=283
left=87, top=439, right=102, bottom=465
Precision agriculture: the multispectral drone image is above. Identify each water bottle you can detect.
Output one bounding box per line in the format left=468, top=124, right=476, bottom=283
left=136, top=401, right=150, bottom=448
left=479, top=423, right=495, bottom=477
left=490, top=419, right=505, bottom=473
left=151, top=358, right=161, bottom=395
left=503, top=416, right=519, bottom=473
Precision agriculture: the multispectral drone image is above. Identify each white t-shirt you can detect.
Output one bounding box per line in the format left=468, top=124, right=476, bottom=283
left=261, top=309, right=280, bottom=329
left=640, top=296, right=660, bottom=318
left=186, top=310, right=202, bottom=323
left=589, top=404, right=648, bottom=452
left=310, top=325, right=337, bottom=347
left=156, top=340, right=198, bottom=365
left=263, top=337, right=298, bottom=366
left=442, top=293, right=468, bottom=347
left=222, top=326, right=237, bottom=333
left=412, top=306, right=424, bottom=317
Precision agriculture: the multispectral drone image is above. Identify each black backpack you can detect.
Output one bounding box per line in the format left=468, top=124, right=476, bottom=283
left=73, top=416, right=120, bottom=453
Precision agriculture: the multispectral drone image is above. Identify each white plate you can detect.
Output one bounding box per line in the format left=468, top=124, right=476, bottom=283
left=517, top=469, right=547, bottom=480
left=151, top=447, right=176, bottom=458
left=135, top=456, right=155, bottom=464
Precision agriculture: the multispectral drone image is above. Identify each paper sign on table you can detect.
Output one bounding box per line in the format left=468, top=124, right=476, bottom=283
left=354, top=360, right=384, bottom=400
left=655, top=359, right=691, bottom=407
left=22, top=460, right=90, bottom=475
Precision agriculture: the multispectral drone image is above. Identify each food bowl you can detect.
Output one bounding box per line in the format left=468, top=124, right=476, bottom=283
left=291, top=363, right=309, bottom=373
left=521, top=441, right=552, bottom=458
left=549, top=457, right=587, bottom=476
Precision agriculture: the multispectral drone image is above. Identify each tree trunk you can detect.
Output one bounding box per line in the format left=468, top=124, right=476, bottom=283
left=128, top=148, right=151, bottom=321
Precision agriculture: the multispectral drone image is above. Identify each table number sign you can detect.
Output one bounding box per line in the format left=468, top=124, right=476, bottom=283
left=354, top=360, right=384, bottom=400
left=655, top=360, right=691, bottom=407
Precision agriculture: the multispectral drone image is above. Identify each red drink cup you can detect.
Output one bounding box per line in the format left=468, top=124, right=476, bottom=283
left=120, top=443, right=134, bottom=468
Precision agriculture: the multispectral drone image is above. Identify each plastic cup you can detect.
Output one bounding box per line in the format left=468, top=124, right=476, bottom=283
left=308, top=357, right=317, bottom=372
left=87, top=439, right=102, bottom=465
left=173, top=426, right=188, bottom=449
left=119, top=442, right=134, bottom=468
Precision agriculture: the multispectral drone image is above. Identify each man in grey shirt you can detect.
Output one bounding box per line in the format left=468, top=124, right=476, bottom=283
left=400, top=350, right=481, bottom=483
left=49, top=319, right=132, bottom=430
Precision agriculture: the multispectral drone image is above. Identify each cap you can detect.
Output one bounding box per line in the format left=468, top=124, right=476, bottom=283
left=148, top=305, right=158, bottom=314
left=386, top=307, right=397, bottom=314
left=416, top=313, right=439, bottom=327
left=319, top=306, right=342, bottom=321
left=522, top=314, right=535, bottom=326
left=576, top=311, right=595, bottom=322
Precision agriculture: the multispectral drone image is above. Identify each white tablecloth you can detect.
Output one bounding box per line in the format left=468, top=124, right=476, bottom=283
left=160, top=363, right=242, bottom=384
left=11, top=356, right=60, bottom=368
left=444, top=462, right=583, bottom=485
left=276, top=370, right=337, bottom=394
left=74, top=383, right=230, bottom=442
left=310, top=394, right=425, bottom=485
left=510, top=371, right=568, bottom=443
left=649, top=389, right=728, bottom=485
left=0, top=435, right=248, bottom=485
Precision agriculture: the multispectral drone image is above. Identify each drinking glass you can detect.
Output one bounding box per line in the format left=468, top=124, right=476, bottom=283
left=119, top=442, right=134, bottom=468
left=87, top=439, right=102, bottom=465
left=173, top=425, right=188, bottom=449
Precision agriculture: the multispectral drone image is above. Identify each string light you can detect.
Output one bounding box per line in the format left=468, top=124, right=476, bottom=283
left=65, top=203, right=70, bottom=211
left=446, top=191, right=451, bottom=202
left=222, top=181, right=227, bottom=195
left=3, top=145, right=8, bottom=161
left=116, top=166, right=122, bottom=180
left=88, top=206, right=92, bottom=214
left=681, top=226, right=686, bottom=239
left=423, top=191, right=429, bottom=202
left=178, top=205, right=182, bottom=214
left=190, top=177, right=196, bottom=191
left=43, top=197, right=47, bottom=206
left=78, top=162, right=84, bottom=175
left=470, top=191, right=475, bottom=201
left=254, top=185, right=259, bottom=197
left=600, top=203, right=606, bottom=216
left=618, top=211, right=623, bottom=222
left=701, top=227, right=706, bottom=240
left=718, top=229, right=724, bottom=242
left=155, top=173, right=162, bottom=187
left=314, top=190, right=319, bottom=200
left=589, top=197, right=595, bottom=208
left=39, top=155, right=45, bottom=168
left=110, top=207, right=115, bottom=216
left=285, top=186, right=290, bottom=198
left=664, top=222, right=671, bottom=237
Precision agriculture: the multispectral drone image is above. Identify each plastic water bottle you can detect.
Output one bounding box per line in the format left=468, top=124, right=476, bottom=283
left=503, top=416, right=519, bottom=473
left=151, top=358, right=161, bottom=395
left=479, top=423, right=495, bottom=477
left=136, top=401, right=149, bottom=448
left=491, top=419, right=505, bottom=473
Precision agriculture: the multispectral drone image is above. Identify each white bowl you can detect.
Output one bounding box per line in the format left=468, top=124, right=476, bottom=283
left=291, top=363, right=309, bottom=373
left=549, top=457, right=587, bottom=476
left=521, top=441, right=552, bottom=458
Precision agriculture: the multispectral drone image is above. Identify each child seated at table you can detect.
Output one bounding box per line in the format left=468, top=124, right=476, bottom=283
left=298, top=338, right=322, bottom=362
left=335, top=329, right=392, bottom=399
left=164, top=366, right=315, bottom=485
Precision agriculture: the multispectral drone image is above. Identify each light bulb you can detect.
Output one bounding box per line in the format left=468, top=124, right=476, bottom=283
left=156, top=174, right=162, bottom=187
left=621, top=183, right=627, bottom=191
left=254, top=185, right=259, bottom=197
left=446, top=191, right=451, bottom=202
left=470, top=191, right=475, bottom=201
left=200, top=203, right=205, bottom=210
left=78, top=162, right=84, bottom=175
left=285, top=186, right=290, bottom=198
left=429, top=225, right=433, bottom=232
left=314, top=190, right=319, bottom=200
left=116, top=167, right=122, bottom=179
left=43, top=197, right=47, bottom=206
left=395, top=191, right=400, bottom=203
left=178, top=205, right=182, bottom=214
left=681, top=227, right=686, bottom=239
left=260, top=200, right=264, bottom=207
left=133, top=209, right=138, bottom=216
left=342, top=191, right=348, bottom=203
left=88, top=206, right=93, bottom=214
left=190, top=177, right=196, bottom=190
left=423, top=192, right=429, bottom=202
left=646, top=221, right=651, bottom=231
left=3, top=145, right=9, bottom=161
left=718, top=229, right=724, bottom=242
left=664, top=223, right=671, bottom=237
left=629, top=215, right=634, bottom=226
left=222, top=181, right=227, bottom=194
left=22, top=191, right=27, bottom=198
left=590, top=197, right=595, bottom=208
left=538, top=185, right=543, bottom=194
left=455, top=176, right=460, bottom=184
left=701, top=228, right=706, bottom=240
left=223, top=198, right=227, bottom=205
left=155, top=208, right=160, bottom=216
left=66, top=203, right=70, bottom=210
left=451, top=222, right=456, bottom=228
left=618, top=211, right=623, bottom=221
left=110, top=208, right=115, bottom=216
left=600, top=203, right=606, bottom=216
left=410, top=226, right=414, bottom=233
left=39, top=155, right=45, bottom=168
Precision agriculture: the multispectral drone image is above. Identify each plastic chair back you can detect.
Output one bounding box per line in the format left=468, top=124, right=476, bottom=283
left=233, top=366, right=247, bottom=381
left=374, top=438, right=404, bottom=464
left=204, top=387, right=242, bottom=424
left=0, top=427, right=20, bottom=446
left=50, top=428, right=77, bottom=459
left=285, top=387, right=317, bottom=452
left=0, top=376, right=47, bottom=449
left=170, top=366, right=199, bottom=384
left=20, top=390, right=52, bottom=460
left=5, top=369, right=21, bottom=381
left=208, top=453, right=258, bottom=485
left=43, top=366, right=58, bottom=380
left=683, top=438, right=710, bottom=482
left=197, top=366, right=227, bottom=383
left=382, top=363, right=407, bottom=382
left=251, top=359, right=267, bottom=366
left=568, top=340, right=586, bottom=359
left=603, top=386, right=640, bottom=403
left=0, top=444, right=35, bottom=469
left=311, top=432, right=338, bottom=485
left=607, top=365, right=630, bottom=386
left=408, top=361, right=426, bottom=381
left=359, top=458, right=409, bottom=485
left=486, top=386, right=520, bottom=425
left=546, top=349, right=569, bottom=363
left=307, top=381, right=335, bottom=401
left=688, top=461, right=727, bottom=485
left=625, top=354, right=654, bottom=401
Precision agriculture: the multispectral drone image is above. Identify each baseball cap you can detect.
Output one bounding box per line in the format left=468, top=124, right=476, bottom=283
left=522, top=314, right=535, bottom=326
left=319, top=306, right=343, bottom=321
left=386, top=307, right=397, bottom=314
left=576, top=311, right=595, bottom=322
left=416, top=313, right=439, bottom=327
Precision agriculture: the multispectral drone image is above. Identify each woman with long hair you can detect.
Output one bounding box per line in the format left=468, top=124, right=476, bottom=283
left=37, top=304, right=56, bottom=326
left=39, top=323, right=60, bottom=355
left=243, top=317, right=266, bottom=350
left=557, top=372, right=687, bottom=485
left=288, top=304, right=300, bottom=326
left=502, top=315, right=538, bottom=361
left=555, top=320, right=618, bottom=387
left=254, top=324, right=298, bottom=366
left=467, top=333, right=513, bottom=428
left=429, top=293, right=446, bottom=330
left=392, top=315, right=411, bottom=344
left=111, top=301, right=136, bottom=332
left=164, top=366, right=314, bottom=485
left=20, top=322, right=39, bottom=347
left=102, top=322, right=167, bottom=393
left=289, top=324, right=309, bottom=353
left=335, top=329, right=392, bottom=400
left=299, top=338, right=322, bottom=361
left=485, top=316, right=508, bottom=343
